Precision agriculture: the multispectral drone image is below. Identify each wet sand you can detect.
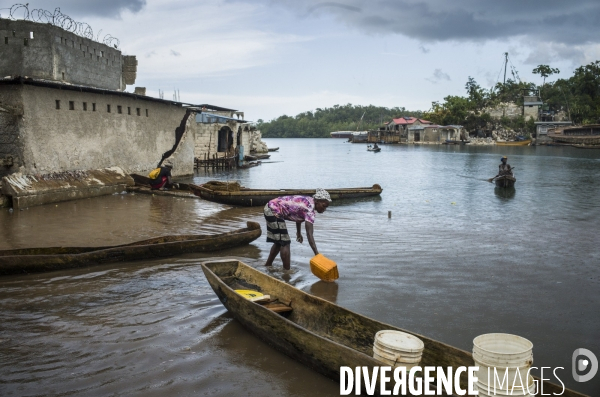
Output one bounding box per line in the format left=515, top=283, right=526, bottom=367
left=1, top=139, right=599, bottom=396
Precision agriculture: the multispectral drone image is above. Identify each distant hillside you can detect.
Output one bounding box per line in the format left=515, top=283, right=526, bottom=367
left=257, top=104, right=424, bottom=138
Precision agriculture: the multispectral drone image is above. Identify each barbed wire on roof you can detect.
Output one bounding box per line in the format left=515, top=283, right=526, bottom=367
left=0, top=3, right=120, bottom=49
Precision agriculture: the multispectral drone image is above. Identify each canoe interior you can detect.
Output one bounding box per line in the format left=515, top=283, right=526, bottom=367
left=494, top=175, right=516, bottom=188
left=202, top=260, right=586, bottom=397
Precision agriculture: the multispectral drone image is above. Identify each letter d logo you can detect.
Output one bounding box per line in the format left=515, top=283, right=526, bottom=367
left=572, top=348, right=598, bottom=382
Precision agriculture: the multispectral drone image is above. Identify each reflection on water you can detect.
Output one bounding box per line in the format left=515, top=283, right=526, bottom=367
left=309, top=280, right=339, bottom=303
left=1, top=139, right=599, bottom=396
left=494, top=187, right=516, bottom=199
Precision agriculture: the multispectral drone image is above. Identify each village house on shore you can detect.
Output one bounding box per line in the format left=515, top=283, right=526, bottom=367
left=0, top=17, right=267, bottom=208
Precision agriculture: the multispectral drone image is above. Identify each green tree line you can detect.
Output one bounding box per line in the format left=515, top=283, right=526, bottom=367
left=258, top=60, right=600, bottom=138
left=258, top=104, right=423, bottom=138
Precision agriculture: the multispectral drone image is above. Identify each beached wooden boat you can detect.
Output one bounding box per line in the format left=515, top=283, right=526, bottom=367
left=494, top=175, right=516, bottom=188
left=190, top=183, right=383, bottom=206
left=495, top=139, right=531, bottom=146
left=268, top=147, right=279, bottom=152
left=0, top=222, right=261, bottom=276
left=201, top=259, right=583, bottom=396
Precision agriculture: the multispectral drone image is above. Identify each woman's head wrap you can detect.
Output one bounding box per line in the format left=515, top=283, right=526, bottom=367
left=313, top=188, right=331, bottom=202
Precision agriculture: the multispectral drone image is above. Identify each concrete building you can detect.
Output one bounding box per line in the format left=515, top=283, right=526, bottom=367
left=407, top=125, right=462, bottom=144
left=1, top=18, right=135, bottom=91
left=0, top=18, right=263, bottom=207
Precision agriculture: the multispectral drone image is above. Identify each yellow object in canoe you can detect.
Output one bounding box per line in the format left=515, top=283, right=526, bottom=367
left=235, top=289, right=264, bottom=299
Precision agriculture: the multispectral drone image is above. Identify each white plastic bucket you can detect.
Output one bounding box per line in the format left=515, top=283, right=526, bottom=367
left=476, top=375, right=536, bottom=397
left=473, top=333, right=533, bottom=364
left=372, top=330, right=424, bottom=367
left=473, top=333, right=533, bottom=389
left=372, top=352, right=420, bottom=370
left=373, top=344, right=422, bottom=364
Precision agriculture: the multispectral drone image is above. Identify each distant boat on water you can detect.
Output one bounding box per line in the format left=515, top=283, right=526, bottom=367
left=330, top=131, right=354, bottom=138
left=496, top=139, right=531, bottom=146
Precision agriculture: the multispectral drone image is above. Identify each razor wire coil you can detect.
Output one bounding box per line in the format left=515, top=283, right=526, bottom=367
left=0, top=4, right=120, bottom=49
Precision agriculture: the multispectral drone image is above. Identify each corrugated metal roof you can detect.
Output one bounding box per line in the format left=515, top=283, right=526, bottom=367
left=390, top=117, right=432, bottom=125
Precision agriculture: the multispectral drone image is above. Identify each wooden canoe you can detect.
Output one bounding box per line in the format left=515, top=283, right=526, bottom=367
left=268, top=147, right=279, bottom=152
left=201, top=259, right=585, bottom=396
left=495, top=139, right=531, bottom=146
left=190, top=183, right=383, bottom=206
left=494, top=175, right=516, bottom=188
left=0, top=222, right=261, bottom=276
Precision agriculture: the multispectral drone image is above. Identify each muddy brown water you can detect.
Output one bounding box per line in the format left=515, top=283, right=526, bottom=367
left=1, top=139, right=599, bottom=396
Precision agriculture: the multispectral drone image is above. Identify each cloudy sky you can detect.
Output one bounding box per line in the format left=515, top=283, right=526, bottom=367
left=2, top=0, right=599, bottom=121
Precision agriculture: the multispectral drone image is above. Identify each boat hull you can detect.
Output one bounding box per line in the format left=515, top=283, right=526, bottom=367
left=0, top=222, right=261, bottom=276
left=190, top=184, right=383, bottom=206
left=201, top=260, right=581, bottom=396
left=495, top=139, right=531, bottom=146
left=494, top=175, right=516, bottom=188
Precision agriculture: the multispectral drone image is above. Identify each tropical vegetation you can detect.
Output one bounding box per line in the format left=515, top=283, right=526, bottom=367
left=258, top=60, right=600, bottom=138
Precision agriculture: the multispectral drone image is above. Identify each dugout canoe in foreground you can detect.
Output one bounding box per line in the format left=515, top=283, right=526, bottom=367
left=190, top=183, right=383, bottom=206
left=201, top=259, right=587, bottom=397
left=0, top=222, right=261, bottom=276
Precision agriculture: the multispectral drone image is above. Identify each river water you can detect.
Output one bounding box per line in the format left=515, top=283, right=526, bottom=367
left=1, top=138, right=599, bottom=396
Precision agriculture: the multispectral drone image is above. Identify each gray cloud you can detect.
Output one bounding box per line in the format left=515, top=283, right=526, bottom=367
left=0, top=1, right=146, bottom=19
left=425, top=68, right=451, bottom=84
left=267, top=0, right=600, bottom=46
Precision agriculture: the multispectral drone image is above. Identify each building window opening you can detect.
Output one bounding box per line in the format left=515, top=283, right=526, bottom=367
left=69, top=101, right=74, bottom=110
left=82, top=50, right=85, bottom=57
left=24, top=38, right=28, bottom=46
left=127, top=107, right=131, bottom=115
left=107, top=104, right=111, bottom=113
left=92, top=103, right=96, bottom=111
left=62, top=72, right=65, bottom=80
left=55, top=100, right=60, bottom=110
left=4, top=37, right=8, bottom=44
left=136, top=108, right=141, bottom=116
left=146, top=109, right=149, bottom=117
left=217, top=127, right=234, bottom=153
left=83, top=102, right=87, bottom=111
left=12, top=30, right=16, bottom=37
left=117, top=105, right=122, bottom=114
left=30, top=32, right=34, bottom=39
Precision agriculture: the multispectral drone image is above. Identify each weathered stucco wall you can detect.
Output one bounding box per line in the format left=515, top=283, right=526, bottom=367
left=0, top=84, right=24, bottom=177
left=2, top=84, right=194, bottom=177
left=0, top=19, right=129, bottom=91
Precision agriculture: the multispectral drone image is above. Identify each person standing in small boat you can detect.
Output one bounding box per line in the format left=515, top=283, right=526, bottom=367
left=264, top=189, right=331, bottom=270
left=494, top=156, right=513, bottom=178
left=149, top=160, right=174, bottom=190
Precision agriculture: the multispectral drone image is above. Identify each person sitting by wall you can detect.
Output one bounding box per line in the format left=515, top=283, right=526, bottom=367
left=149, top=160, right=174, bottom=190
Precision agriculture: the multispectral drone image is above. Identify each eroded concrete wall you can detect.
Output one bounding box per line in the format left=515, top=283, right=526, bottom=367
left=0, top=85, right=24, bottom=177
left=0, top=19, right=131, bottom=91
left=3, top=84, right=194, bottom=177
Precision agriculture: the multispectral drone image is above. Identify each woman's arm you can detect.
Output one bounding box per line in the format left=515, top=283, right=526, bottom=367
left=296, top=222, right=303, bottom=243
left=305, top=222, right=319, bottom=256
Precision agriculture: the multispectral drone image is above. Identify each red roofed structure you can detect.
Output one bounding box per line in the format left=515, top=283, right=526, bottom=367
left=388, top=116, right=432, bottom=129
